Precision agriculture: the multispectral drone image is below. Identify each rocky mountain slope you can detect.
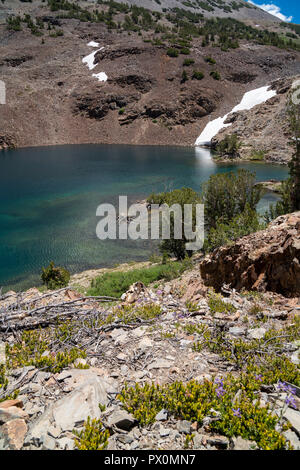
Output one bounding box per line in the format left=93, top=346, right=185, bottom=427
left=0, top=0, right=300, bottom=152
left=211, top=76, right=298, bottom=163
left=116, top=0, right=281, bottom=22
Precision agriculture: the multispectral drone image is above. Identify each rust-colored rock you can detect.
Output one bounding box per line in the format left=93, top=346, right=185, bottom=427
left=200, top=212, right=300, bottom=297
left=0, top=406, right=28, bottom=424
left=0, top=399, right=23, bottom=410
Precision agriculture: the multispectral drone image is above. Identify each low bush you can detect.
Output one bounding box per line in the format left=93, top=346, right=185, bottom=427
left=41, top=261, right=70, bottom=290
left=118, top=376, right=290, bottom=449
left=167, top=48, right=179, bottom=57
left=204, top=205, right=265, bottom=252
left=216, top=134, right=240, bottom=156
left=205, top=56, right=216, bottom=64
left=73, top=417, right=109, bottom=450
left=113, top=303, right=162, bottom=324
left=192, top=70, right=204, bottom=80
left=183, top=58, right=195, bottom=66
left=5, top=329, right=86, bottom=373
left=208, top=291, right=237, bottom=314
left=210, top=70, right=221, bottom=80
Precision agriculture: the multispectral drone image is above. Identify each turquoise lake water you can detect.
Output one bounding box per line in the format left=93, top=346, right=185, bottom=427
left=0, top=144, right=289, bottom=291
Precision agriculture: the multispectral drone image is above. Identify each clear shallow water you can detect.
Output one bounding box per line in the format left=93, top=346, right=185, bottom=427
left=0, top=144, right=288, bottom=291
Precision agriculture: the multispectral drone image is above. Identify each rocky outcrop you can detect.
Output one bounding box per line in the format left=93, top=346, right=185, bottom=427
left=0, top=55, right=33, bottom=67
left=228, top=71, right=257, bottom=84
left=212, top=77, right=298, bottom=164
left=73, top=92, right=141, bottom=120
left=94, top=46, right=147, bottom=63
left=200, top=212, right=300, bottom=297
left=113, top=74, right=154, bottom=93
left=0, top=134, right=16, bottom=150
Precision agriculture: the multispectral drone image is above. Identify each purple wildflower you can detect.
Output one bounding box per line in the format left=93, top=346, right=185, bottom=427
left=285, top=395, right=297, bottom=410
left=214, top=378, right=224, bottom=385
left=255, top=374, right=263, bottom=382
left=278, top=381, right=296, bottom=395
left=216, top=387, right=225, bottom=397
left=232, top=408, right=241, bottom=418
left=287, top=384, right=297, bottom=396
left=215, top=379, right=225, bottom=397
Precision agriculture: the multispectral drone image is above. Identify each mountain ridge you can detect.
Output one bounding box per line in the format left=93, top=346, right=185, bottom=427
left=0, top=0, right=299, bottom=157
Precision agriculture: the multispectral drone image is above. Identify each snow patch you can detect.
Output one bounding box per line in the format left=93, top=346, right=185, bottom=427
left=82, top=47, right=104, bottom=71
left=88, top=41, right=100, bottom=48
left=92, top=72, right=108, bottom=82
left=195, top=85, right=277, bottom=147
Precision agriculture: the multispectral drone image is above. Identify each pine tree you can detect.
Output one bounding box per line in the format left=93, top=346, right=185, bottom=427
left=287, top=85, right=300, bottom=211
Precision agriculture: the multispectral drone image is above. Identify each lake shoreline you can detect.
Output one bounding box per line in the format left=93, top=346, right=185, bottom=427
left=0, top=142, right=290, bottom=167
left=0, top=144, right=289, bottom=292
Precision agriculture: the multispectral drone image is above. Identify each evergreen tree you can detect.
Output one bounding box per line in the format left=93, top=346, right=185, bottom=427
left=287, top=85, right=300, bottom=211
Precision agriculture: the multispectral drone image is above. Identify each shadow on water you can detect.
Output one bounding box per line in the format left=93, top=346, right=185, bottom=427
left=0, top=144, right=288, bottom=291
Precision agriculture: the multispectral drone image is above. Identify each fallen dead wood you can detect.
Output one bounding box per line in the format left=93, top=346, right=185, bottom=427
left=0, top=292, right=120, bottom=332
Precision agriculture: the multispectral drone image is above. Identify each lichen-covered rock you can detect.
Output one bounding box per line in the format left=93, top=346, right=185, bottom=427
left=0, top=419, right=27, bottom=450
left=200, top=212, right=300, bottom=296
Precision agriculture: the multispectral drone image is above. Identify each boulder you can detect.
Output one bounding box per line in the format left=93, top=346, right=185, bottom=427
left=26, top=374, right=110, bottom=445
left=200, top=212, right=300, bottom=296
left=176, top=420, right=192, bottom=434
left=0, top=399, right=23, bottom=410
left=107, top=410, right=136, bottom=431
left=248, top=327, right=267, bottom=340
left=0, top=419, right=27, bottom=450
left=0, top=406, right=29, bottom=424
left=231, top=436, right=257, bottom=450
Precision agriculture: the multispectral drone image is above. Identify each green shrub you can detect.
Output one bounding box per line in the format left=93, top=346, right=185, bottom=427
left=264, top=179, right=294, bottom=223
left=250, top=150, right=265, bottom=161
left=200, top=169, right=262, bottom=230
left=204, top=205, right=265, bottom=252
left=183, top=58, right=195, bottom=66
left=185, top=300, right=199, bottom=313
left=167, top=48, right=179, bottom=57
left=210, top=70, right=221, bottom=80
left=0, top=364, right=8, bottom=392
left=73, top=417, right=109, bottom=450
left=205, top=56, right=216, bottom=64
left=6, top=15, right=22, bottom=31
left=114, top=303, right=162, bottom=324
left=6, top=329, right=86, bottom=373
left=193, top=317, right=300, bottom=377
left=118, top=377, right=289, bottom=449
left=208, top=291, right=237, bottom=314
left=192, top=70, right=204, bottom=80
left=147, top=188, right=201, bottom=260
left=180, top=47, right=190, bottom=55
left=41, top=261, right=70, bottom=289
left=181, top=70, right=189, bottom=83
left=216, top=134, right=241, bottom=157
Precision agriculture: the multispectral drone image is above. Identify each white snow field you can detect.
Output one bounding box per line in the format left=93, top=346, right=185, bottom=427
left=82, top=42, right=108, bottom=81
left=195, top=85, right=277, bottom=147
left=92, top=72, right=108, bottom=82
left=82, top=47, right=104, bottom=71
left=87, top=41, right=100, bottom=47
